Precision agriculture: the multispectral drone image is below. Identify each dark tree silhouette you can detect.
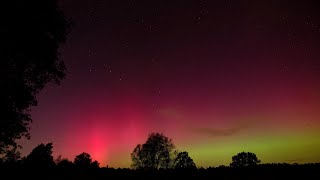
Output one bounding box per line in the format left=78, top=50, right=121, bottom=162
left=3, top=146, right=21, bottom=163
left=131, top=132, right=175, bottom=169
left=25, top=143, right=55, bottom=169
left=74, top=152, right=99, bottom=169
left=91, top=160, right=100, bottom=169
left=230, top=152, right=261, bottom=168
left=173, top=151, right=196, bottom=169
left=74, top=152, right=92, bottom=167
left=57, top=158, right=74, bottom=171
left=0, top=0, right=70, bottom=153
left=55, top=154, right=63, bottom=164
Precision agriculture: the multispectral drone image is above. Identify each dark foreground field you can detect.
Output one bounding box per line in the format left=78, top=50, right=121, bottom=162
left=1, top=164, right=319, bottom=180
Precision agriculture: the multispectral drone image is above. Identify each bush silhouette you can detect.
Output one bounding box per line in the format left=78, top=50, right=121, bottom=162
left=230, top=152, right=261, bottom=168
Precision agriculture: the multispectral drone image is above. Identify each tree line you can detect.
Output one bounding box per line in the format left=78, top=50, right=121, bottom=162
left=0, top=132, right=263, bottom=169
left=1, top=132, right=319, bottom=179
left=130, top=132, right=261, bottom=169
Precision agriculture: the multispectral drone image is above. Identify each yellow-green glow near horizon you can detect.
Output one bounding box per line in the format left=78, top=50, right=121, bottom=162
left=184, top=130, right=320, bottom=167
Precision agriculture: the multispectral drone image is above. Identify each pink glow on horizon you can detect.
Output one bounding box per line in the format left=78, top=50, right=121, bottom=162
left=58, top=93, right=154, bottom=166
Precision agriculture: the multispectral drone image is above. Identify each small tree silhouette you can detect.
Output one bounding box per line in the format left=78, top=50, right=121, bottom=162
left=25, top=143, right=55, bottom=169
left=131, top=132, right=175, bottom=169
left=74, top=152, right=99, bottom=169
left=173, top=151, right=196, bottom=169
left=230, top=152, right=261, bottom=167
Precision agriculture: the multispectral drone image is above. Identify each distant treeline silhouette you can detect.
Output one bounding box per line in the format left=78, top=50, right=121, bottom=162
left=1, top=132, right=319, bottom=179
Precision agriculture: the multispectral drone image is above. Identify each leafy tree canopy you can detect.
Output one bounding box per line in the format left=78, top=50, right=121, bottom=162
left=131, top=132, right=175, bottom=169
left=230, top=152, right=261, bottom=168
left=25, top=143, right=55, bottom=169
left=173, top=151, right=196, bottom=169
left=0, top=0, right=70, bottom=153
left=74, top=152, right=99, bottom=169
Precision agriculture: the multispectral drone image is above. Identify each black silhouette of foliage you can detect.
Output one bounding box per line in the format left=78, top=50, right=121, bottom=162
left=55, top=154, right=63, bottom=164
left=0, top=0, right=70, bottom=153
left=230, top=152, right=261, bottom=167
left=131, top=132, right=175, bottom=169
left=3, top=146, right=21, bottom=163
left=25, top=143, right=55, bottom=169
left=91, top=160, right=100, bottom=169
left=173, top=151, right=196, bottom=169
left=74, top=152, right=99, bottom=169
left=57, top=158, right=74, bottom=171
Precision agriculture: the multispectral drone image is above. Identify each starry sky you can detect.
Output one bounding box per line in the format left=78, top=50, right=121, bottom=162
left=20, top=0, right=320, bottom=168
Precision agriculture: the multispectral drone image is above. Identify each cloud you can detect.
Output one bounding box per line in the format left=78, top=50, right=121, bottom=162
left=157, top=107, right=184, bottom=120
left=193, top=127, right=242, bottom=137
left=192, top=120, right=256, bottom=137
left=156, top=107, right=262, bottom=138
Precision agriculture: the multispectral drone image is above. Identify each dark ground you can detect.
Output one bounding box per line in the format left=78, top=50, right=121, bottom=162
left=1, top=163, right=319, bottom=180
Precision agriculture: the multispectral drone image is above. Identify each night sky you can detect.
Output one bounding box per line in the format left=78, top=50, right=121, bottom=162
left=20, top=0, right=320, bottom=168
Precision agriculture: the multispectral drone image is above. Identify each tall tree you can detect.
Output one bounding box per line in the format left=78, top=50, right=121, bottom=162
left=131, top=132, right=175, bottom=169
left=230, top=152, right=261, bottom=168
left=0, top=0, right=70, bottom=153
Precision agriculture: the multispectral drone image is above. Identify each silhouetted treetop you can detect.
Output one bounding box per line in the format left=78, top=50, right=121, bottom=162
left=131, top=132, right=175, bottom=170
left=0, top=0, right=70, bottom=153
left=25, top=143, right=55, bottom=169
left=74, top=152, right=99, bottom=169
left=173, top=151, right=196, bottom=169
left=230, top=152, right=261, bottom=168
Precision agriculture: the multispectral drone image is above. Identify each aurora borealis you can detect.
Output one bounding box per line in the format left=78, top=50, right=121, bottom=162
left=19, top=0, right=320, bottom=168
